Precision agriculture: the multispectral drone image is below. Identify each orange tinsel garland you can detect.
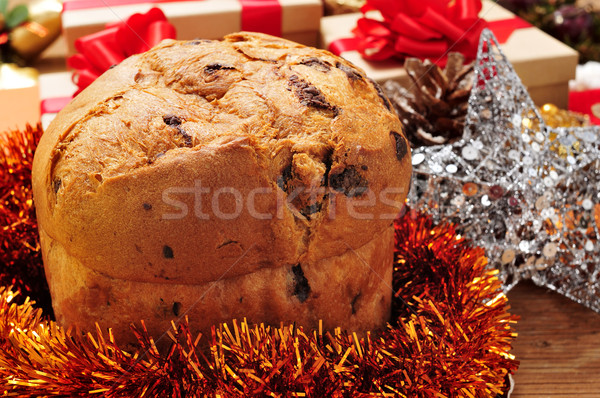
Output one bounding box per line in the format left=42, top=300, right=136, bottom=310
left=0, top=125, right=52, bottom=315
left=0, top=126, right=518, bottom=397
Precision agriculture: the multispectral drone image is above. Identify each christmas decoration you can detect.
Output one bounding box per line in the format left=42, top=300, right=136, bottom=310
left=407, top=29, right=600, bottom=312
left=0, top=124, right=50, bottom=315
left=539, top=102, right=591, bottom=128
left=352, top=0, right=487, bottom=62
left=384, top=52, right=474, bottom=147
left=8, top=0, right=62, bottom=63
left=68, top=7, right=176, bottom=95
left=0, top=208, right=517, bottom=396
left=0, top=0, right=61, bottom=64
left=323, top=0, right=366, bottom=16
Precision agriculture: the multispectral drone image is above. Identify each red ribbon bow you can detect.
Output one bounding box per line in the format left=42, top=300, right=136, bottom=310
left=67, top=7, right=176, bottom=95
left=354, top=0, right=487, bottom=63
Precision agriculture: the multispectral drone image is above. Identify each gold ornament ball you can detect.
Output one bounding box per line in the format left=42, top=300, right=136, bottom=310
left=9, top=0, right=62, bottom=62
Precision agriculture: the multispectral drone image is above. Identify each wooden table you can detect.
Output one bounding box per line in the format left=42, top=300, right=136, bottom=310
left=508, top=281, right=600, bottom=397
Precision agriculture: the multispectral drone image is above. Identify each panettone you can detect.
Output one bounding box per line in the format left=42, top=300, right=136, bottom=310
left=32, top=32, right=411, bottom=342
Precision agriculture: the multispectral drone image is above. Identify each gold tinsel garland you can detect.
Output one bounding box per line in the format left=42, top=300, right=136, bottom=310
left=0, top=126, right=518, bottom=397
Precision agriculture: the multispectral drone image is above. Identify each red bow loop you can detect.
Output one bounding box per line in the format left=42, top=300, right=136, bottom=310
left=353, top=0, right=487, bottom=63
left=352, top=17, right=396, bottom=61
left=68, top=7, right=176, bottom=96
left=390, top=13, right=441, bottom=41
left=116, top=7, right=176, bottom=56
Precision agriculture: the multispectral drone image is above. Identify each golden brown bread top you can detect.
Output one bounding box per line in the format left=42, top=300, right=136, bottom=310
left=32, top=32, right=411, bottom=285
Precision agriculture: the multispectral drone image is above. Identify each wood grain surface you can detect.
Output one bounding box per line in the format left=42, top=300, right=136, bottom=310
left=508, top=281, right=600, bottom=397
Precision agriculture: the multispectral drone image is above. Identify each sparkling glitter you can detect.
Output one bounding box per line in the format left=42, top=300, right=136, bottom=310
left=540, top=207, right=555, bottom=218
left=542, top=103, right=558, bottom=114
left=472, top=140, right=484, bottom=150
left=446, top=164, right=458, bottom=173
left=578, top=131, right=597, bottom=143
left=481, top=195, right=491, bottom=207
left=535, top=132, right=545, bottom=143
left=512, top=114, right=522, bottom=126
left=501, top=249, right=515, bottom=264
left=409, top=31, right=600, bottom=311
left=452, top=195, right=466, bottom=207
left=407, top=29, right=600, bottom=313
left=431, top=164, right=443, bottom=173
left=585, top=240, right=595, bottom=252
left=461, top=145, right=479, bottom=160
left=542, top=243, right=557, bottom=258
left=462, top=182, right=478, bottom=196
left=412, top=153, right=425, bottom=165
left=489, top=185, right=503, bottom=200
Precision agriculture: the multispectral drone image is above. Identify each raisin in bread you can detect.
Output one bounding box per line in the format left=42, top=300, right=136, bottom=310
left=32, top=32, right=411, bottom=343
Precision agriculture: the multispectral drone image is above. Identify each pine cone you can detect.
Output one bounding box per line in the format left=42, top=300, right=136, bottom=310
left=384, top=53, right=474, bottom=147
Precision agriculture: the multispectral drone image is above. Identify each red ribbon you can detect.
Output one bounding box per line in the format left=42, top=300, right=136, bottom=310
left=351, top=0, right=486, bottom=62
left=41, top=96, right=74, bottom=114
left=487, top=17, right=531, bottom=43
left=67, top=7, right=176, bottom=95
left=240, top=0, right=282, bottom=37
left=329, top=0, right=529, bottom=65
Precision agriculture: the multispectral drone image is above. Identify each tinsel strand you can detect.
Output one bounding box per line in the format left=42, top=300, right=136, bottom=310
left=0, top=124, right=51, bottom=315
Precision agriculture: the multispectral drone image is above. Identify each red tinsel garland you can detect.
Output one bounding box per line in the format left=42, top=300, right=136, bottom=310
left=0, top=126, right=518, bottom=397
left=0, top=125, right=52, bottom=315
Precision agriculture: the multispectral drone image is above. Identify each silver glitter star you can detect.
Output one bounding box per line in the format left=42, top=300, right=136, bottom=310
left=405, top=29, right=600, bottom=311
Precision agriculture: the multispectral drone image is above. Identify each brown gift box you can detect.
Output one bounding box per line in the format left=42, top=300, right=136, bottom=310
left=61, top=0, right=323, bottom=55
left=319, top=0, right=578, bottom=108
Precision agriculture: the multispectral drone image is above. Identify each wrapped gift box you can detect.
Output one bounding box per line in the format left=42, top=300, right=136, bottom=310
left=38, top=69, right=77, bottom=129
left=62, top=0, right=323, bottom=55
left=0, top=64, right=40, bottom=132
left=320, top=0, right=578, bottom=108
